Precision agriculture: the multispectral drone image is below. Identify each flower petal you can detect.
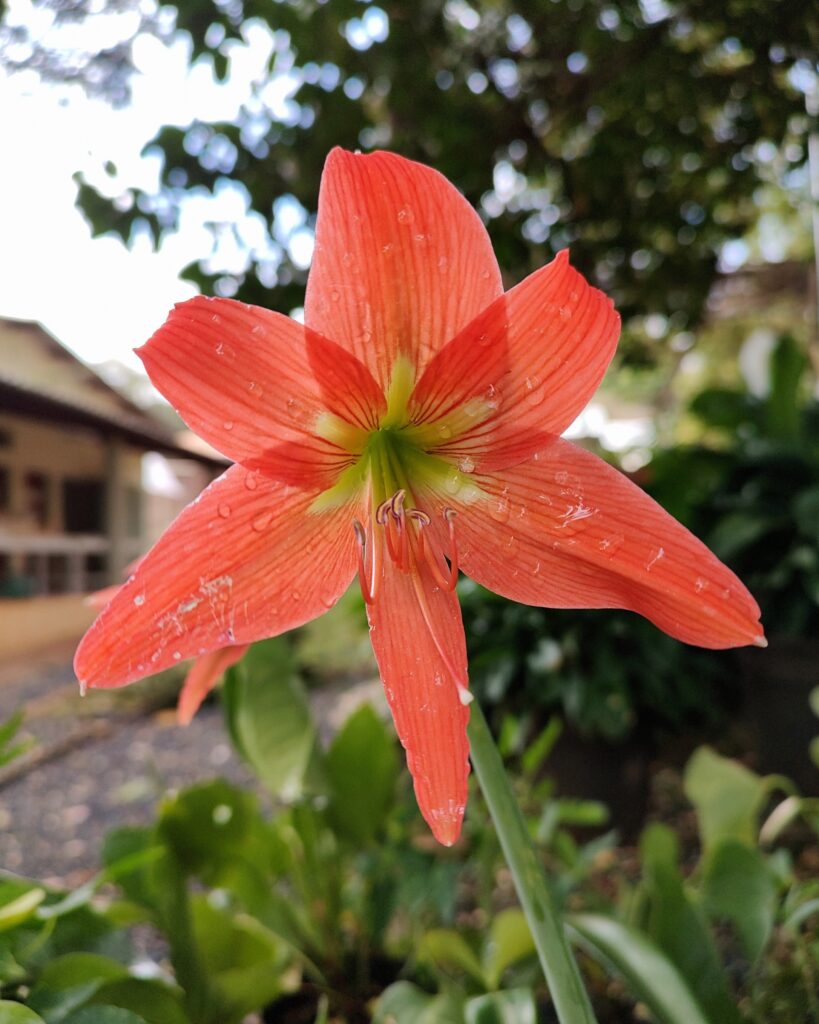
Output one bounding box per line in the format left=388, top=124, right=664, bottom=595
left=177, top=645, right=249, bottom=726
left=138, top=296, right=383, bottom=478
left=74, top=464, right=359, bottom=690
left=305, top=148, right=503, bottom=391
left=367, top=553, right=471, bottom=845
left=445, top=437, right=763, bottom=649
left=410, top=251, right=620, bottom=445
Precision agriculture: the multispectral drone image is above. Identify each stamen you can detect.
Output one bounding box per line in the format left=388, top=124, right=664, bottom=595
left=416, top=508, right=459, bottom=592
left=353, top=519, right=380, bottom=605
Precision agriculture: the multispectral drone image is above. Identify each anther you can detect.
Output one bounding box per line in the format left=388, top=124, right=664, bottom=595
left=353, top=519, right=379, bottom=605
left=416, top=507, right=459, bottom=592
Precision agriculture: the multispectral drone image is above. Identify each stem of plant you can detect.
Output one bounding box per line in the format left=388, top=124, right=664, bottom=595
left=468, top=700, right=598, bottom=1024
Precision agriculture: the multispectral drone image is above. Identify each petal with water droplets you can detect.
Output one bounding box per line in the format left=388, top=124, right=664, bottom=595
left=367, top=552, right=471, bottom=846
left=447, top=436, right=763, bottom=649
left=74, top=464, right=359, bottom=690
left=305, top=148, right=502, bottom=391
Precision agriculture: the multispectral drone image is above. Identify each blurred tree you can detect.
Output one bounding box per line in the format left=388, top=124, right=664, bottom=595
left=3, top=0, right=817, bottom=360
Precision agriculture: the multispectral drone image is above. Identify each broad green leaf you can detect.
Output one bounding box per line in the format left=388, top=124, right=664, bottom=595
left=702, top=840, right=778, bottom=961
left=0, top=888, right=46, bottom=932
left=465, top=989, right=537, bottom=1024
left=569, top=914, right=711, bottom=1024
left=520, top=717, right=562, bottom=777
left=222, top=638, right=317, bottom=800
left=62, top=1010, right=146, bottom=1024
left=683, top=747, right=766, bottom=852
left=638, top=824, right=741, bottom=1024
left=326, top=704, right=398, bottom=845
left=374, top=982, right=465, bottom=1024
left=483, top=910, right=536, bottom=990
left=420, top=929, right=485, bottom=987
left=27, top=953, right=129, bottom=1022
left=189, top=895, right=291, bottom=1024
left=0, top=1005, right=46, bottom=1024
left=158, top=780, right=262, bottom=878
left=89, top=980, right=189, bottom=1024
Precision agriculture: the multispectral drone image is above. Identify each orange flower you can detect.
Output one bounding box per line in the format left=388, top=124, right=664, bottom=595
left=75, top=149, right=763, bottom=845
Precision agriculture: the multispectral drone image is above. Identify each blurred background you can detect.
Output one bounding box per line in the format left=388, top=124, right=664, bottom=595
left=0, top=2, right=818, bottom=1022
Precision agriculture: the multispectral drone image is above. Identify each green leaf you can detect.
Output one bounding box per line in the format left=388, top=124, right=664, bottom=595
left=569, top=914, right=712, bottom=1024
left=465, top=989, right=537, bottom=1024
left=638, top=824, right=741, bottom=1024
left=89, top=980, right=189, bottom=1024
left=483, top=910, right=536, bottom=990
left=520, top=717, right=562, bottom=777
left=326, top=704, right=398, bottom=845
left=0, top=888, right=46, bottom=932
left=62, top=1010, right=146, bottom=1024
left=222, top=638, right=317, bottom=800
left=420, top=929, right=485, bottom=987
left=157, top=780, right=262, bottom=878
left=27, top=954, right=129, bottom=1022
left=374, top=982, right=465, bottom=1024
left=683, top=747, right=766, bottom=853
left=189, top=895, right=290, bottom=1024
left=702, top=840, right=778, bottom=961
left=0, top=1003, right=47, bottom=1024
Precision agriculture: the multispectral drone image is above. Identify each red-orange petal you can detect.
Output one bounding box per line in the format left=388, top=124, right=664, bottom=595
left=366, top=553, right=471, bottom=845
left=177, top=645, right=249, bottom=726
left=137, top=296, right=383, bottom=478
left=74, top=463, right=359, bottom=690
left=446, top=437, right=763, bottom=649
left=305, top=148, right=502, bottom=391
left=410, top=251, right=620, bottom=448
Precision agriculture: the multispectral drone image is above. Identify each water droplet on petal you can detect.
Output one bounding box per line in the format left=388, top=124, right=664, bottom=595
left=444, top=470, right=461, bottom=495
left=524, top=376, right=544, bottom=406
left=248, top=380, right=264, bottom=397
left=173, top=651, right=182, bottom=661
left=244, top=472, right=258, bottom=491
left=437, top=255, right=449, bottom=272
left=457, top=455, right=476, bottom=474
left=559, top=305, right=572, bottom=321
left=292, top=589, right=301, bottom=601
left=397, top=205, right=414, bottom=224
left=505, top=533, right=518, bottom=554
left=133, top=594, right=145, bottom=607
left=252, top=511, right=272, bottom=532
left=331, top=289, right=341, bottom=302
left=438, top=424, right=452, bottom=439
left=223, top=420, right=234, bottom=431
left=489, top=499, right=510, bottom=523
left=251, top=323, right=265, bottom=336
left=381, top=243, right=393, bottom=254
left=217, top=503, right=231, bottom=519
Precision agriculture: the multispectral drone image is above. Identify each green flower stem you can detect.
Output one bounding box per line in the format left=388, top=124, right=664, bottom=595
left=468, top=701, right=598, bottom=1024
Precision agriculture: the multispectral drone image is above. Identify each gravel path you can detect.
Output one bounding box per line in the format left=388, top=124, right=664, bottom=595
left=0, top=644, right=383, bottom=887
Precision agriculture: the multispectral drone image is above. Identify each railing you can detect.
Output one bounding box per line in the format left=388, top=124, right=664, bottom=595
left=0, top=533, right=111, bottom=594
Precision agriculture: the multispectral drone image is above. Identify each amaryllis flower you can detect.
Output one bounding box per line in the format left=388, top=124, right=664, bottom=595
left=84, top=564, right=248, bottom=725
left=75, top=149, right=764, bottom=845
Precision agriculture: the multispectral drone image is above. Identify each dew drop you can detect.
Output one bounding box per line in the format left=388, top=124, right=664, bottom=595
left=489, top=499, right=510, bottom=523
left=252, top=511, right=272, bottom=532
left=248, top=380, right=264, bottom=397
left=480, top=269, right=491, bottom=280
left=342, top=251, right=354, bottom=266
left=505, top=533, right=518, bottom=554
left=133, top=594, right=145, bottom=607
left=444, top=470, right=461, bottom=495
left=211, top=313, right=221, bottom=324
left=437, top=255, right=449, bottom=272
left=438, top=424, right=452, bottom=439
left=223, top=420, right=234, bottom=431
left=331, top=289, right=341, bottom=302
left=381, top=243, right=393, bottom=254
left=397, top=205, right=414, bottom=224
left=457, top=455, right=476, bottom=473
left=173, top=651, right=182, bottom=661
left=461, top=484, right=481, bottom=504
left=524, top=376, right=544, bottom=406
left=559, top=305, right=572, bottom=321
left=244, top=472, right=258, bottom=491
left=217, top=503, right=232, bottom=519
left=251, top=323, right=265, bottom=336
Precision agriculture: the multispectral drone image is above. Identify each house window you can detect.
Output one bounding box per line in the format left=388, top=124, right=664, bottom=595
left=24, top=472, right=49, bottom=528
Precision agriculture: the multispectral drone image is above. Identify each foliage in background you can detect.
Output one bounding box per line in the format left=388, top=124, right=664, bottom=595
left=2, top=643, right=818, bottom=1023
left=3, top=0, right=809, bottom=359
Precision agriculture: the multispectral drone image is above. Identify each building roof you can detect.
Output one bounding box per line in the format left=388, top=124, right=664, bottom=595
left=0, top=316, right=225, bottom=465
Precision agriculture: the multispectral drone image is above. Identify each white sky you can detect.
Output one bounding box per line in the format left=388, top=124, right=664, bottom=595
left=0, top=6, right=283, bottom=372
